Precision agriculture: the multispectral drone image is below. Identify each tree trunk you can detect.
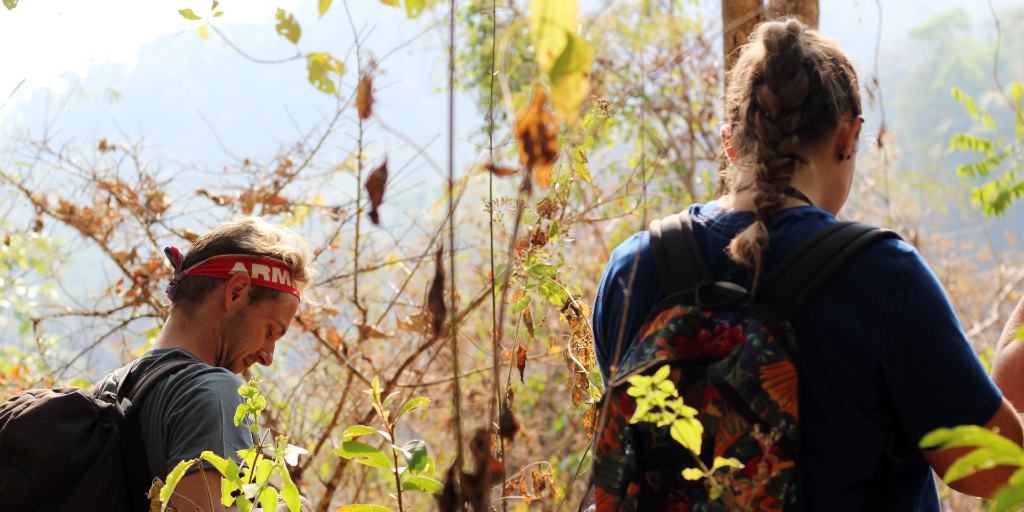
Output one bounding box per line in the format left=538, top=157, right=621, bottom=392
left=722, top=0, right=765, bottom=72
left=767, top=0, right=818, bottom=30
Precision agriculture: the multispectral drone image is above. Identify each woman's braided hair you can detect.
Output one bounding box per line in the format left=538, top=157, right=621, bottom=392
left=722, top=18, right=861, bottom=287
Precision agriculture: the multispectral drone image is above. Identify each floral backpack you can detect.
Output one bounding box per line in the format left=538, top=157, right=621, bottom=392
left=590, top=211, right=902, bottom=512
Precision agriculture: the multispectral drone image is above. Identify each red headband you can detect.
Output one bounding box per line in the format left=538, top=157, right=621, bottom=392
left=164, top=247, right=301, bottom=299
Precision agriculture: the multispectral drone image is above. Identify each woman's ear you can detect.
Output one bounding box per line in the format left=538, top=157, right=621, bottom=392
left=720, top=124, right=737, bottom=164
left=834, top=116, right=864, bottom=160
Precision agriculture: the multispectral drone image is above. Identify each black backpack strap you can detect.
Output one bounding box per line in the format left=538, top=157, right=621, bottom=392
left=758, top=222, right=902, bottom=320
left=117, top=356, right=197, bottom=511
left=649, top=211, right=714, bottom=297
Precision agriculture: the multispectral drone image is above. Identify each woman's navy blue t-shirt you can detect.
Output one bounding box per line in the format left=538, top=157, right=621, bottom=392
left=591, top=201, right=1002, bottom=512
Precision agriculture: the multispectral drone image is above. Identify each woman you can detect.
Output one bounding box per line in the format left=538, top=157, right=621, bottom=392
left=591, top=18, right=1023, bottom=511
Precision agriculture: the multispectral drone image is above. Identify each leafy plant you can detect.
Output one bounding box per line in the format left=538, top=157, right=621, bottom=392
left=156, top=378, right=304, bottom=512
left=626, top=365, right=742, bottom=500
left=948, top=84, right=1024, bottom=216
left=921, top=424, right=1024, bottom=512
left=333, top=377, right=440, bottom=512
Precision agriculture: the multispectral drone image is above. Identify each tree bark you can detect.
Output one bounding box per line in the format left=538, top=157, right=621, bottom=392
left=767, top=0, right=818, bottom=30
left=722, top=0, right=765, bottom=72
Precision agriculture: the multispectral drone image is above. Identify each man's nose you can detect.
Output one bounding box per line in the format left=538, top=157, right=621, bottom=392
left=257, top=347, right=274, bottom=366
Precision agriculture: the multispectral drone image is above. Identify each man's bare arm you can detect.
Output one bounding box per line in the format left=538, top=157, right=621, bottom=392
left=992, top=297, right=1024, bottom=410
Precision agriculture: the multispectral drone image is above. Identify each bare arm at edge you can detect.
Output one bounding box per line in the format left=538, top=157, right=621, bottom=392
left=992, top=297, right=1024, bottom=410
left=167, top=469, right=312, bottom=512
left=922, top=397, right=1024, bottom=498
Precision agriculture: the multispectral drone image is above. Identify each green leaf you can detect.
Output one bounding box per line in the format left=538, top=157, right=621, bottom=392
left=336, top=506, right=394, bottom=512
left=236, top=494, right=253, bottom=512
left=213, top=11, right=224, bottom=17
left=280, top=464, right=301, bottom=512
left=711, top=457, right=744, bottom=472
left=548, top=33, right=594, bottom=123
left=333, top=441, right=393, bottom=469
left=670, top=417, right=704, bottom=455
left=160, top=459, right=197, bottom=510
left=528, top=0, right=578, bottom=73
left=920, top=425, right=1024, bottom=455
left=512, top=295, right=531, bottom=314
left=572, top=159, right=591, bottom=183
left=306, top=53, right=345, bottom=95
left=259, top=487, right=278, bottom=512
left=256, top=458, right=274, bottom=482
left=538, top=279, right=568, bottom=307
left=378, top=0, right=400, bottom=6
left=200, top=451, right=242, bottom=484
left=401, top=439, right=429, bottom=473
left=343, top=425, right=384, bottom=440
left=404, top=0, right=424, bottom=18
left=275, top=8, right=301, bottom=44
left=397, top=397, right=430, bottom=420
left=222, top=476, right=240, bottom=507
left=402, top=475, right=444, bottom=493
left=318, top=0, right=332, bottom=17
left=3, top=0, right=18, bottom=10
left=238, top=385, right=258, bottom=399
left=681, top=467, right=704, bottom=481
left=651, top=365, right=671, bottom=384
left=178, top=8, right=203, bottom=20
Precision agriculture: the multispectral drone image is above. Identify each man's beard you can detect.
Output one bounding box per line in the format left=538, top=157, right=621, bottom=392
left=220, top=306, right=251, bottom=372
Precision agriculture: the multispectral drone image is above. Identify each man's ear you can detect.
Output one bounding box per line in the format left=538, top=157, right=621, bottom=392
left=223, top=273, right=252, bottom=312
left=720, top=124, right=737, bottom=164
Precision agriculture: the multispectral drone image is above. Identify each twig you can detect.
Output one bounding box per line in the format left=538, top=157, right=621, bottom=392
left=0, top=78, right=25, bottom=113
left=209, top=25, right=303, bottom=65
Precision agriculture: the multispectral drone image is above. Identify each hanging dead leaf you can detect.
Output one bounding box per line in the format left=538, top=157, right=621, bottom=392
left=530, top=224, right=549, bottom=248
left=196, top=189, right=239, bottom=206
left=504, top=474, right=524, bottom=497
left=523, top=306, right=535, bottom=340
left=516, top=345, right=527, bottom=383
left=397, top=311, right=431, bottom=334
left=508, top=288, right=525, bottom=304
left=499, top=406, right=519, bottom=445
left=484, top=163, right=519, bottom=177
left=427, top=244, right=447, bottom=336
left=583, top=402, right=598, bottom=439
left=364, top=159, right=388, bottom=226
left=532, top=469, right=549, bottom=493
left=326, top=328, right=343, bottom=348
left=357, top=74, right=374, bottom=120
left=98, top=138, right=115, bottom=152
left=506, top=387, right=515, bottom=407
left=513, top=86, right=559, bottom=188
left=569, top=371, right=588, bottom=407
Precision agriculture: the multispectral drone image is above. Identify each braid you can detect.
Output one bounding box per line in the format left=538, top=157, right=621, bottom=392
left=722, top=17, right=861, bottom=294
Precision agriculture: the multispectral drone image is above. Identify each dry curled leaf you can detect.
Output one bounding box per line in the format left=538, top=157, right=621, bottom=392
left=357, top=73, right=374, bottom=120
left=484, top=163, right=519, bottom=177
left=427, top=244, right=447, bottom=336
left=516, top=345, right=527, bottom=383
left=583, top=402, right=598, bottom=439
left=532, top=469, right=550, bottom=493
left=98, top=138, right=115, bottom=152
left=355, top=320, right=393, bottom=340
left=506, top=387, right=515, bottom=407
left=530, top=224, right=549, bottom=248
left=499, top=406, right=519, bottom=445
left=513, top=86, right=559, bottom=188
left=504, top=474, right=524, bottom=497
left=523, top=306, right=536, bottom=341
left=364, top=159, right=388, bottom=226
left=508, top=288, right=525, bottom=304
left=147, top=478, right=164, bottom=512
left=397, top=311, right=431, bottom=334
left=536, top=197, right=560, bottom=219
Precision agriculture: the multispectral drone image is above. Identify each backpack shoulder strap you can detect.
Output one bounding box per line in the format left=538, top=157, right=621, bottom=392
left=758, top=221, right=902, bottom=320
left=648, top=211, right=714, bottom=297
left=117, top=355, right=198, bottom=511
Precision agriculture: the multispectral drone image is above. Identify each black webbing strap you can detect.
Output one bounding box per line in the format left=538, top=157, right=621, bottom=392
left=758, top=222, right=902, bottom=320
left=117, top=357, right=197, bottom=512
left=649, top=211, right=714, bottom=297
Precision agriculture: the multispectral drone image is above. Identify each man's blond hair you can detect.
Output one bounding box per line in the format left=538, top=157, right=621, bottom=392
left=169, top=215, right=316, bottom=310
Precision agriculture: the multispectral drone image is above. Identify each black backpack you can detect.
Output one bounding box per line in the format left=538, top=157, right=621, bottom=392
left=0, top=355, right=196, bottom=511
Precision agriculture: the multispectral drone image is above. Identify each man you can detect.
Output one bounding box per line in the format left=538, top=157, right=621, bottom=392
left=93, top=215, right=314, bottom=511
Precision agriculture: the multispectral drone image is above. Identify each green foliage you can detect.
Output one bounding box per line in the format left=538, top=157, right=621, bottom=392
left=626, top=366, right=742, bottom=501
left=921, top=424, right=1024, bottom=511
left=306, top=53, right=346, bottom=95
left=178, top=8, right=203, bottom=20
left=158, top=380, right=303, bottom=511
left=333, top=377, right=439, bottom=511
left=948, top=85, right=1024, bottom=216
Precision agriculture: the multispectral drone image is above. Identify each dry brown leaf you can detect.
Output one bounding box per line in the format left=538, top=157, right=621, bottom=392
left=484, top=163, right=519, bottom=177
left=536, top=197, right=560, bottom=219
left=355, top=321, right=393, bottom=340
left=513, top=86, right=559, bottom=188
left=583, top=402, right=598, bottom=439
left=569, top=371, right=588, bottom=407
left=364, top=159, right=388, bottom=226
left=516, top=345, right=527, bottom=383
left=196, top=189, right=239, bottom=206
left=397, top=311, right=431, bottom=334
left=498, top=406, right=519, bottom=445
left=506, top=387, right=515, bottom=407
left=427, top=244, right=447, bottom=336
left=532, top=469, right=549, bottom=494
left=523, top=306, right=536, bottom=341
left=508, top=288, right=525, bottom=305
left=326, top=328, right=343, bottom=348
left=356, top=74, right=374, bottom=120
left=147, top=478, right=165, bottom=512
left=530, top=224, right=549, bottom=248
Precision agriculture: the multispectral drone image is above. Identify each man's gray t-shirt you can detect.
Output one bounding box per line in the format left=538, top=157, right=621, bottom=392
left=94, top=348, right=256, bottom=479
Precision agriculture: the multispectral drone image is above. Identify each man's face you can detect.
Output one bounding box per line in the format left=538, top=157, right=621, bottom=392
left=221, top=292, right=300, bottom=374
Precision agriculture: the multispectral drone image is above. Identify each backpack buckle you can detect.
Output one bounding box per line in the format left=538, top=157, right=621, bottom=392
left=693, top=282, right=748, bottom=309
